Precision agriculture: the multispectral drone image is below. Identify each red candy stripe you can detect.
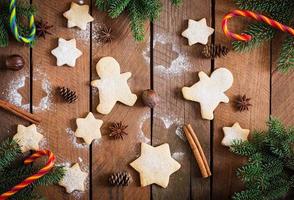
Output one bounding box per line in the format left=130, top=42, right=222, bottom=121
left=222, top=9, right=294, bottom=41
left=0, top=150, right=55, bottom=200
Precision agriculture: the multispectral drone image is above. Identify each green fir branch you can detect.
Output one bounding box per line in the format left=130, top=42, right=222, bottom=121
left=232, top=118, right=294, bottom=199
left=0, top=137, right=64, bottom=200
left=277, top=36, right=294, bottom=73
left=0, top=138, right=22, bottom=172
left=233, top=0, right=294, bottom=72
left=95, top=0, right=182, bottom=41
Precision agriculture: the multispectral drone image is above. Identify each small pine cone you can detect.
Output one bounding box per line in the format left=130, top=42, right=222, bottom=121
left=109, top=171, right=132, bottom=186
left=202, top=44, right=229, bottom=59
left=58, top=87, right=78, bottom=103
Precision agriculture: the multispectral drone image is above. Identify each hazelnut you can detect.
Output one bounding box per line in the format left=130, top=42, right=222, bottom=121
left=5, top=54, right=25, bottom=71
left=142, top=89, right=160, bottom=108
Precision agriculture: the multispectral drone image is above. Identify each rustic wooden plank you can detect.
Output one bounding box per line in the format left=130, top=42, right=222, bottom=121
left=271, top=35, right=294, bottom=126
left=271, top=33, right=294, bottom=200
left=152, top=0, right=211, bottom=199
left=91, top=6, right=151, bottom=200
left=0, top=6, right=30, bottom=140
left=213, top=0, right=270, bottom=199
left=32, top=0, right=90, bottom=199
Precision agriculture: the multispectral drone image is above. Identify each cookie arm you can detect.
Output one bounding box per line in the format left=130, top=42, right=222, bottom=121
left=121, top=72, right=132, bottom=80
left=198, top=71, right=209, bottom=81
left=219, top=93, right=230, bottom=103
left=91, top=79, right=102, bottom=88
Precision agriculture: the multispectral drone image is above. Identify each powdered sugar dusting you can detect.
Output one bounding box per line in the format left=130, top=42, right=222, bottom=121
left=35, top=78, right=52, bottom=112
left=5, top=68, right=53, bottom=112
left=66, top=128, right=88, bottom=149
left=143, top=33, right=192, bottom=76
left=6, top=75, right=29, bottom=110
left=155, top=112, right=182, bottom=129
left=172, top=151, right=185, bottom=161
left=138, top=112, right=151, bottom=143
left=175, top=126, right=187, bottom=142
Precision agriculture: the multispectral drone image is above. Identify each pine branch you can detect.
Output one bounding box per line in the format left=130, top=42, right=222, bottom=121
left=170, top=0, right=182, bottom=5
left=232, top=22, right=276, bottom=52
left=109, top=0, right=132, bottom=18
left=232, top=118, right=294, bottom=199
left=277, top=36, right=294, bottom=73
left=0, top=138, right=22, bottom=172
left=128, top=1, right=145, bottom=41
left=95, top=0, right=182, bottom=41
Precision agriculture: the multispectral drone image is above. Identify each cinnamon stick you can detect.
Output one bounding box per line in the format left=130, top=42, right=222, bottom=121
left=183, top=124, right=211, bottom=178
left=0, top=99, right=41, bottom=124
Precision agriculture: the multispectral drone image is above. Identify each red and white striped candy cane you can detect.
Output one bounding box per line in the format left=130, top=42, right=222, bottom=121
left=0, top=150, right=56, bottom=200
left=222, top=9, right=294, bottom=41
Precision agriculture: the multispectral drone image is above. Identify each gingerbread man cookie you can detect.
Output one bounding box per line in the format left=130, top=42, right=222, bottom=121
left=182, top=68, right=233, bottom=120
left=91, top=57, right=137, bottom=114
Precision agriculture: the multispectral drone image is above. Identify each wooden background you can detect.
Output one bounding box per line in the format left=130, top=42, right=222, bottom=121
left=0, top=0, right=293, bottom=199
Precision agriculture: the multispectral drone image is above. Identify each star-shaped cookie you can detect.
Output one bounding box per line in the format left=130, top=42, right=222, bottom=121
left=75, top=112, right=103, bottom=144
left=91, top=57, right=137, bottom=114
left=130, top=143, right=181, bottom=188
left=13, top=124, right=44, bottom=153
left=63, top=2, right=94, bottom=30
left=182, top=18, right=214, bottom=45
left=182, top=68, right=233, bottom=120
left=222, top=122, right=250, bottom=147
left=59, top=163, right=88, bottom=193
left=51, top=38, right=82, bottom=67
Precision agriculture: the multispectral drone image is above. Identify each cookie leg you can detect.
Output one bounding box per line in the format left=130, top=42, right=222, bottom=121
left=97, top=100, right=116, bottom=115
left=200, top=103, right=214, bottom=120
left=119, top=93, right=137, bottom=106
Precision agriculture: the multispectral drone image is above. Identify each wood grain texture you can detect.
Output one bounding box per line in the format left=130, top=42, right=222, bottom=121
left=271, top=34, right=294, bottom=126
left=91, top=5, right=151, bottom=200
left=32, top=0, right=90, bottom=199
left=1, top=0, right=294, bottom=199
left=0, top=0, right=31, bottom=140
left=212, top=0, right=270, bottom=199
left=152, top=0, right=211, bottom=199
left=0, top=41, right=30, bottom=141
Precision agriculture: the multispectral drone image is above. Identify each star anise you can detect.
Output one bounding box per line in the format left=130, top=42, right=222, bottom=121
left=97, top=24, right=113, bottom=44
left=35, top=19, right=53, bottom=39
left=109, top=121, right=128, bottom=140
left=234, top=94, right=252, bottom=112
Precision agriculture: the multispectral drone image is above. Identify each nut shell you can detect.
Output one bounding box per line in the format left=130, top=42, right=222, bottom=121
left=142, top=89, right=160, bottom=108
left=5, top=55, right=25, bottom=71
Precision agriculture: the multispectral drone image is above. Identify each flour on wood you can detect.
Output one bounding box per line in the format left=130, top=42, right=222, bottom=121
left=175, top=126, right=187, bottom=142
left=5, top=68, right=53, bottom=112
left=66, top=128, right=88, bottom=149
left=143, top=33, right=192, bottom=76
left=138, top=112, right=151, bottom=143
left=6, top=75, right=29, bottom=110
left=172, top=151, right=185, bottom=161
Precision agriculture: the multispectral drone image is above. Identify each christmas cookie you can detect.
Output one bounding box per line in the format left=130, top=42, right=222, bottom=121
left=130, top=143, right=181, bottom=188
left=63, top=2, right=94, bottom=30
left=13, top=124, right=44, bottom=153
left=91, top=57, right=137, bottom=114
left=182, top=68, right=233, bottom=120
left=222, top=122, right=250, bottom=147
left=75, top=112, right=103, bottom=144
left=182, top=18, right=214, bottom=46
left=59, top=163, right=88, bottom=193
left=51, top=38, right=82, bottom=67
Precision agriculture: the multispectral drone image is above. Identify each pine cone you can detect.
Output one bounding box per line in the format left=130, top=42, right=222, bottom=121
left=202, top=44, right=229, bottom=59
left=109, top=171, right=132, bottom=186
left=57, top=87, right=78, bottom=103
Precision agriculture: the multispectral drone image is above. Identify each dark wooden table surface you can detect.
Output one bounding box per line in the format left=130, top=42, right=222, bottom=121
left=0, top=0, right=293, bottom=199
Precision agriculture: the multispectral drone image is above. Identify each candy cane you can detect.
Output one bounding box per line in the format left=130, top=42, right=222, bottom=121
left=0, top=150, right=55, bottom=200
left=9, top=0, right=36, bottom=44
left=222, top=9, right=294, bottom=41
